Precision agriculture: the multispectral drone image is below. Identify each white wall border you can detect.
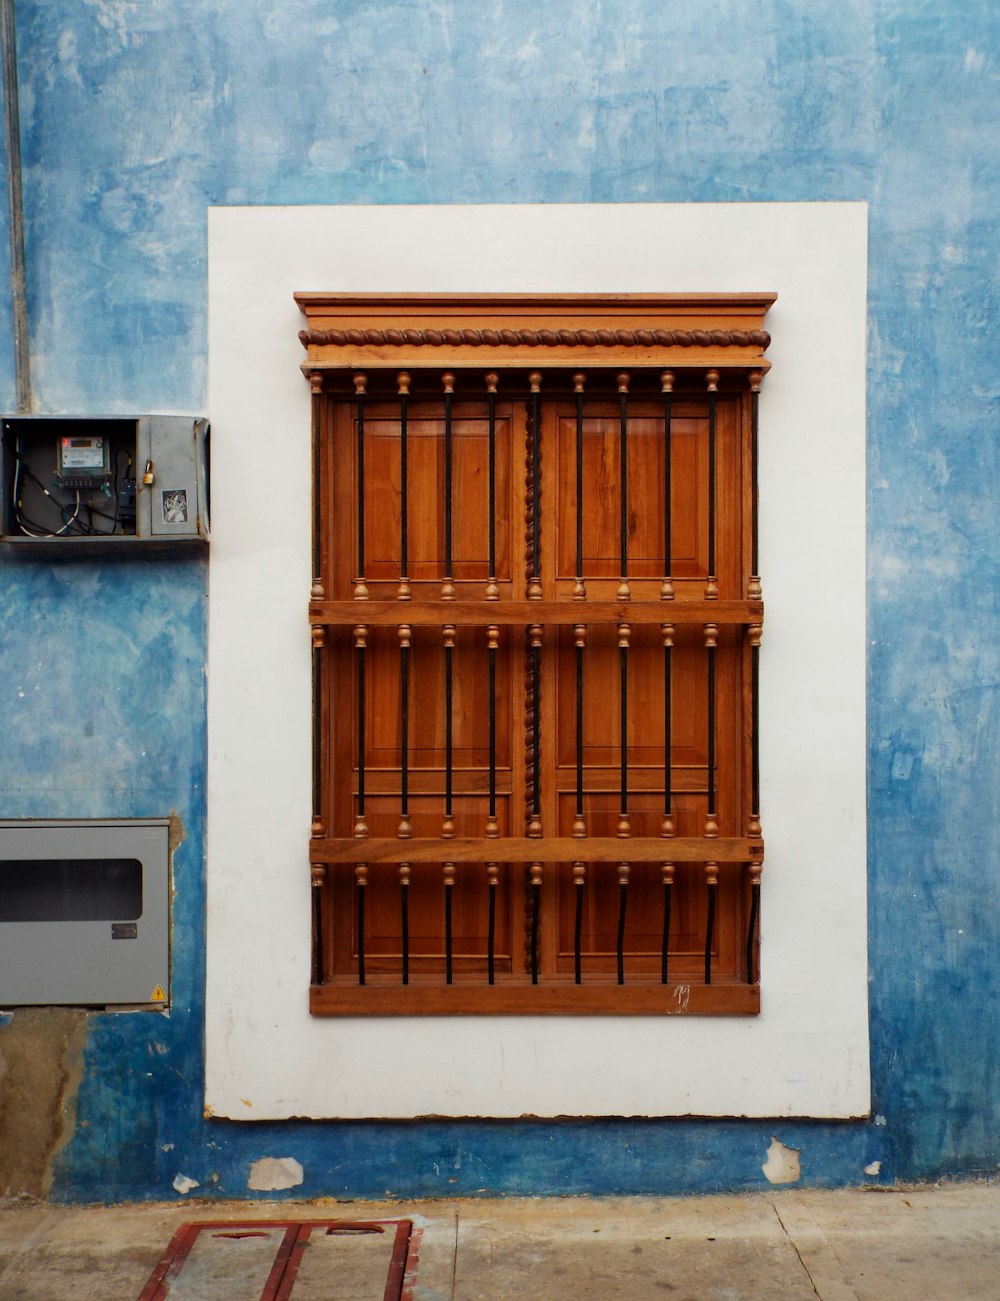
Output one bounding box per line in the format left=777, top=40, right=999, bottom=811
left=206, top=203, right=868, bottom=1119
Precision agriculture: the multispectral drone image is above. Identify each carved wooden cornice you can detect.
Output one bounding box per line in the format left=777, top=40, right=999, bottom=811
left=295, top=293, right=776, bottom=372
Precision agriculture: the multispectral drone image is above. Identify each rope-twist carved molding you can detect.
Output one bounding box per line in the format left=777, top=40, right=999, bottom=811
left=299, top=327, right=770, bottom=350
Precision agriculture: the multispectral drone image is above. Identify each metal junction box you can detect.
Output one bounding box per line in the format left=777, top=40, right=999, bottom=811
left=0, top=819, right=170, bottom=1007
left=1, top=415, right=209, bottom=546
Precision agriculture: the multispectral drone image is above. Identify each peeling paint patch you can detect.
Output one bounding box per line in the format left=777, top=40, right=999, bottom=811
left=864, top=1160, right=882, bottom=1176
left=173, top=1173, right=199, bottom=1194
left=762, top=1138, right=801, bottom=1185
left=248, top=1156, right=304, bottom=1191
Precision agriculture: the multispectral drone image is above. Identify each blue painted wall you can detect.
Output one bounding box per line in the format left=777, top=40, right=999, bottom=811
left=1, top=0, right=999, bottom=1199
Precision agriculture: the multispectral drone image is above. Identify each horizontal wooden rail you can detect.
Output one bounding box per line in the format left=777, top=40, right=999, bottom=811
left=311, top=835, right=764, bottom=864
left=310, top=980, right=760, bottom=1016
left=311, top=599, right=763, bottom=627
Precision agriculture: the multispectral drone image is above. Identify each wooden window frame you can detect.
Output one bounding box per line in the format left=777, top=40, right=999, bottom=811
left=298, top=294, right=773, bottom=1016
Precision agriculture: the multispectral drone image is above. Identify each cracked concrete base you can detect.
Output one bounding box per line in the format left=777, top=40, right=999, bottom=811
left=0, top=1186, right=999, bottom=1299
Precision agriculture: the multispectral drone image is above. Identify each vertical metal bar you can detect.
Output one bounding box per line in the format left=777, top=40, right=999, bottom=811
left=486, top=373, right=499, bottom=599
left=528, top=624, right=542, bottom=836
left=311, top=627, right=325, bottom=837
left=309, top=371, right=324, bottom=601
left=573, top=863, right=584, bottom=984
left=487, top=863, right=498, bottom=985
left=444, top=863, right=454, bottom=984
left=750, top=624, right=762, bottom=836
left=311, top=864, right=325, bottom=985
left=705, top=623, right=718, bottom=837
left=748, top=371, right=762, bottom=599
left=661, top=623, right=674, bottom=836
left=356, top=864, right=367, bottom=985
left=443, top=624, right=455, bottom=837
left=705, top=370, right=719, bottom=599
left=441, top=372, right=456, bottom=599
left=617, top=622, right=631, bottom=837
left=486, top=625, right=500, bottom=837
left=573, top=623, right=586, bottom=837
left=398, top=372, right=411, bottom=600
left=530, top=864, right=542, bottom=984
left=1, top=0, right=31, bottom=412
left=746, top=872, right=761, bottom=984
left=617, top=373, right=631, bottom=601
left=354, top=374, right=368, bottom=599
left=400, top=867, right=410, bottom=985
left=528, top=372, right=542, bottom=599
left=704, top=866, right=717, bottom=984
left=661, top=621, right=675, bottom=984
left=661, top=371, right=674, bottom=599
left=617, top=865, right=629, bottom=985
left=354, top=625, right=368, bottom=837
left=573, top=372, right=586, bottom=599
left=661, top=865, right=673, bottom=984
left=398, top=625, right=412, bottom=838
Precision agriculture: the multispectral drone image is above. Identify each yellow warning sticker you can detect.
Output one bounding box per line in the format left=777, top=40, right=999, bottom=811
left=151, top=985, right=167, bottom=1002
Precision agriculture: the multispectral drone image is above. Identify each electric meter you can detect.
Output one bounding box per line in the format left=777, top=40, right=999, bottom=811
left=56, top=434, right=111, bottom=489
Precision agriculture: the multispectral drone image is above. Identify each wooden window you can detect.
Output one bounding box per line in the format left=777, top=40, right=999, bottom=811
left=298, top=295, right=772, bottom=1015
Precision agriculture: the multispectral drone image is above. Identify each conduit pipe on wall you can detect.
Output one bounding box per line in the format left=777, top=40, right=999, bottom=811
left=1, top=0, right=30, bottom=411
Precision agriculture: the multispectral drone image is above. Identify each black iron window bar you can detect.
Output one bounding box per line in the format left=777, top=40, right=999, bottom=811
left=311, top=366, right=764, bottom=999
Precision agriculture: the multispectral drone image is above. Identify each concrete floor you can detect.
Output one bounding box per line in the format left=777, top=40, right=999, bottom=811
left=0, top=1184, right=998, bottom=1299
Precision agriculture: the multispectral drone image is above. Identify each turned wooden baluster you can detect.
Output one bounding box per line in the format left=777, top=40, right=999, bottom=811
left=397, top=371, right=412, bottom=601
left=747, top=860, right=762, bottom=985
left=353, top=372, right=368, bottom=600
left=705, top=369, right=719, bottom=600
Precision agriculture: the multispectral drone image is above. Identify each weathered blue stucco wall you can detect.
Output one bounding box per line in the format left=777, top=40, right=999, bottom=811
left=1, top=0, right=999, bottom=1199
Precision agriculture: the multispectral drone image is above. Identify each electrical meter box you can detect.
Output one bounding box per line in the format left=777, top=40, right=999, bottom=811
left=0, top=415, right=209, bottom=545
left=0, top=819, right=170, bottom=1007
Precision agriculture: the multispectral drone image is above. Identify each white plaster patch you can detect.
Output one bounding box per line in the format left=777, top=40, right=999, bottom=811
left=762, top=1138, right=801, bottom=1184
left=206, top=202, right=869, bottom=1121
left=248, top=1156, right=304, bottom=1192
left=964, top=47, right=987, bottom=74
left=864, top=1160, right=882, bottom=1176
left=172, top=1173, right=199, bottom=1194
